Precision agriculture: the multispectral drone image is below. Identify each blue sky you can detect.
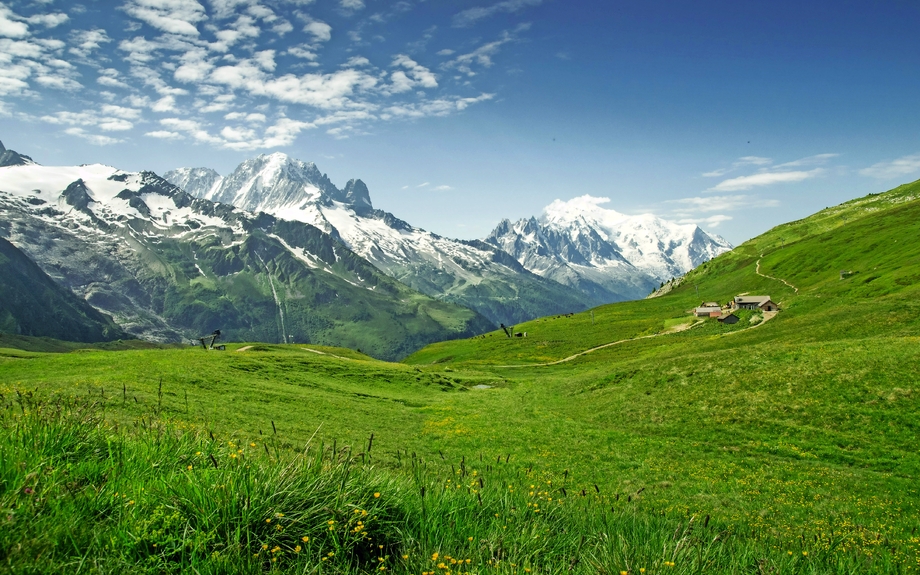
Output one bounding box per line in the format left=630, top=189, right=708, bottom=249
left=1, top=0, right=919, bottom=244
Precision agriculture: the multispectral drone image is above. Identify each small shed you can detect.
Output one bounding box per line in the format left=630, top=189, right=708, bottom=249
left=695, top=306, right=722, bottom=317
left=718, top=313, right=740, bottom=325
left=701, top=301, right=720, bottom=308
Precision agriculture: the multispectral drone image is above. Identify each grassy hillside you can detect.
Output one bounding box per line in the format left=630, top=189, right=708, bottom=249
left=2, top=179, right=920, bottom=572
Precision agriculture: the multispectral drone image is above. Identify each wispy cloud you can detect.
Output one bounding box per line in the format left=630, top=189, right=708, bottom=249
left=859, top=153, right=920, bottom=179
left=339, top=0, right=365, bottom=14
left=677, top=214, right=733, bottom=228
left=702, top=156, right=771, bottom=177
left=773, top=153, right=838, bottom=169
left=122, top=0, right=207, bottom=37
left=443, top=24, right=529, bottom=76
left=452, top=0, right=542, bottom=27
left=709, top=169, right=823, bottom=192
left=63, top=127, right=122, bottom=145
left=671, top=194, right=780, bottom=212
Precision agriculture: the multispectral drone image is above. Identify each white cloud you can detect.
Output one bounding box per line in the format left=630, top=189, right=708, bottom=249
left=858, top=153, right=920, bottom=179
left=301, top=17, right=332, bottom=43
left=101, top=104, right=143, bottom=119
left=272, top=19, right=293, bottom=35
left=145, top=130, right=184, bottom=140
left=773, top=153, right=838, bottom=169
left=209, top=0, right=254, bottom=19
left=209, top=61, right=378, bottom=109
left=0, top=5, right=30, bottom=38
left=672, top=195, right=780, bottom=212
left=41, top=109, right=135, bottom=131
left=64, top=127, right=122, bottom=145
left=97, top=68, right=132, bottom=89
left=220, top=125, right=256, bottom=140
left=174, top=48, right=214, bottom=82
left=453, top=0, right=542, bottom=27
left=325, top=126, right=352, bottom=139
left=98, top=118, right=134, bottom=131
left=677, top=214, right=733, bottom=228
left=381, top=93, right=494, bottom=119
left=416, top=182, right=429, bottom=188
left=340, top=0, right=365, bottom=13
left=735, top=156, right=772, bottom=166
left=152, top=95, right=178, bottom=112
left=118, top=36, right=160, bottom=63
left=27, top=12, right=69, bottom=28
left=34, top=74, right=82, bottom=91
left=709, top=169, right=823, bottom=192
left=344, top=56, right=370, bottom=67
left=432, top=185, right=453, bottom=191
left=160, top=117, right=224, bottom=144
left=443, top=25, right=529, bottom=76
left=197, top=93, right=236, bottom=112
left=156, top=115, right=315, bottom=150
left=436, top=49, right=454, bottom=56
left=123, top=0, right=207, bottom=36
left=253, top=49, right=275, bottom=71
left=385, top=54, right=437, bottom=94
left=287, top=45, right=318, bottom=61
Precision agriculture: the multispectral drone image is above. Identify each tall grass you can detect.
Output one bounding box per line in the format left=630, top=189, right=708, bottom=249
left=2, top=393, right=912, bottom=574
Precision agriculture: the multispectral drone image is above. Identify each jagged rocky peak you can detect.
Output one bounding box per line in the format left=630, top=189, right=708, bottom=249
left=341, top=179, right=373, bottom=213
left=61, top=179, right=93, bottom=211
left=170, top=152, right=379, bottom=215
left=163, top=167, right=223, bottom=199
left=0, top=139, right=36, bottom=168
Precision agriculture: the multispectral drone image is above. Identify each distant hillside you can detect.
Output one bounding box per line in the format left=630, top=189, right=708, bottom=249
left=0, top=237, right=127, bottom=342
left=406, top=177, right=920, bottom=365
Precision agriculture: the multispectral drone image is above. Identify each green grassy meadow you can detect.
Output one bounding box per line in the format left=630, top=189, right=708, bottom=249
left=2, top=179, right=920, bottom=573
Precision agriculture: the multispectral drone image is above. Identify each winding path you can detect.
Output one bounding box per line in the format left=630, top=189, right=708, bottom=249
left=756, top=255, right=798, bottom=293
left=492, top=319, right=706, bottom=369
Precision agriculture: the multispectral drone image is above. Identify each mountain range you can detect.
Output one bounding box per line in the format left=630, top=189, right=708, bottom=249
left=167, top=153, right=730, bottom=321
left=486, top=196, right=732, bottom=302
left=0, top=142, right=492, bottom=360
left=0, top=139, right=730, bottom=359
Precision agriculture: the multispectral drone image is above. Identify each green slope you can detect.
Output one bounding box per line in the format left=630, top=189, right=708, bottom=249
left=404, top=178, right=920, bottom=366
left=2, top=179, right=920, bottom=571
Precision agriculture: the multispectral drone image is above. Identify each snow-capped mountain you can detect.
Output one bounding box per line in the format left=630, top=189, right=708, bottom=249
left=485, top=195, right=732, bottom=302
left=163, top=166, right=222, bottom=200
left=167, top=153, right=593, bottom=324
left=0, top=143, right=493, bottom=359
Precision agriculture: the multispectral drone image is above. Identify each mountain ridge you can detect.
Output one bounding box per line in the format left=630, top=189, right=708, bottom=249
left=0, top=144, right=494, bottom=360
left=485, top=195, right=732, bottom=302
left=167, top=153, right=597, bottom=325
left=168, top=153, right=729, bottom=323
